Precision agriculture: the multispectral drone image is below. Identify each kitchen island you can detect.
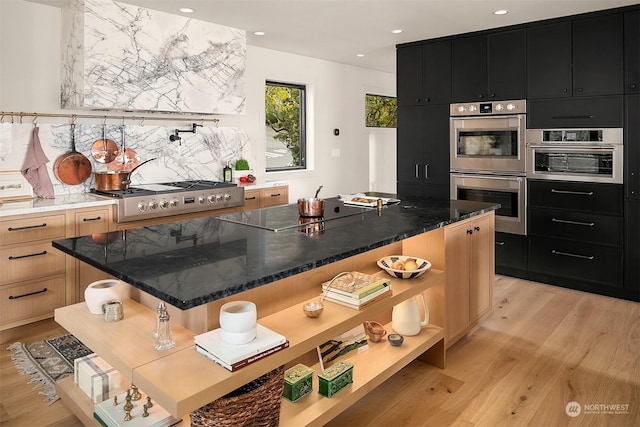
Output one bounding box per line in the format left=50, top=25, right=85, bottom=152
left=52, top=194, right=498, bottom=425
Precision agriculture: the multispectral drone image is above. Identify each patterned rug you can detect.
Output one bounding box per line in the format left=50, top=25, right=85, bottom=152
left=7, top=334, right=92, bottom=405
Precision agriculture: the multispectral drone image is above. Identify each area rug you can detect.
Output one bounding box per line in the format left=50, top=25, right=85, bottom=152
left=7, top=334, right=92, bottom=405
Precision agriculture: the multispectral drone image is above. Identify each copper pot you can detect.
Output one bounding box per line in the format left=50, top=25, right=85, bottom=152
left=94, top=158, right=156, bottom=191
left=298, top=198, right=324, bottom=217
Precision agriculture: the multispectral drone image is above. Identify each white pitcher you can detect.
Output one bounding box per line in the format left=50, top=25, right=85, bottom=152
left=392, top=294, right=429, bottom=336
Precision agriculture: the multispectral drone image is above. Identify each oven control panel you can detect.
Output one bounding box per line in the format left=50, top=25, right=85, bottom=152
left=450, top=99, right=526, bottom=116
left=117, top=187, right=245, bottom=222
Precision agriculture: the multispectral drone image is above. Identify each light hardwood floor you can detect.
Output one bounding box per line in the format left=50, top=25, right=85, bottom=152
left=1, top=275, right=638, bottom=426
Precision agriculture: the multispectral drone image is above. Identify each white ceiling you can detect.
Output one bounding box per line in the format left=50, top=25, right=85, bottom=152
left=36, top=0, right=640, bottom=73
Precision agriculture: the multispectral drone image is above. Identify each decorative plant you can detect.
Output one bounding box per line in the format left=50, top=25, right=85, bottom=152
left=235, top=158, right=250, bottom=170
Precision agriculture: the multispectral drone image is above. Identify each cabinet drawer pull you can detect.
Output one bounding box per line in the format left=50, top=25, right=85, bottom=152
left=8, top=287, right=48, bottom=300
left=551, top=115, right=594, bottom=119
left=245, top=196, right=257, bottom=200
left=8, top=250, right=47, bottom=260
left=270, top=193, right=281, bottom=197
left=425, top=164, right=430, bottom=180
left=495, top=241, right=505, bottom=246
left=551, top=218, right=595, bottom=227
left=551, top=250, right=594, bottom=260
left=82, top=216, right=102, bottom=222
left=550, top=189, right=594, bottom=196
left=8, top=223, right=47, bottom=231
left=415, top=164, right=420, bottom=179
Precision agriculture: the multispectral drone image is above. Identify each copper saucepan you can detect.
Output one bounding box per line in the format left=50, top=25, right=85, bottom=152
left=91, top=124, right=118, bottom=164
left=297, top=198, right=324, bottom=217
left=94, top=158, right=156, bottom=191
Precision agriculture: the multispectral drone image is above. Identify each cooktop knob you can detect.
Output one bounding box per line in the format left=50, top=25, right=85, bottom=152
left=149, top=201, right=158, bottom=210
left=169, top=199, right=178, bottom=208
left=207, top=194, right=216, bottom=203
left=159, top=200, right=169, bottom=209
left=137, top=202, right=147, bottom=212
left=199, top=196, right=206, bottom=204
left=215, top=194, right=223, bottom=202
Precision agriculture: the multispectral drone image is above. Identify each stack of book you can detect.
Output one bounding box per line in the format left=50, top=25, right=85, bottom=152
left=321, top=272, right=391, bottom=310
left=194, top=324, right=289, bottom=372
left=93, top=389, right=180, bottom=427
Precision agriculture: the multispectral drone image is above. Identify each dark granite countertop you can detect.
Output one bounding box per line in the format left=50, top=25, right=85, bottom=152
left=52, top=194, right=498, bottom=309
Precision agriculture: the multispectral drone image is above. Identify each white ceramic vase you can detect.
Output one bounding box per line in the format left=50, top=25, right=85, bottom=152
left=219, top=301, right=257, bottom=344
left=84, top=279, right=122, bottom=315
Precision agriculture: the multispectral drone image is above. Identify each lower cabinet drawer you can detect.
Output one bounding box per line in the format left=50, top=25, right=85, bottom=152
left=529, top=207, right=623, bottom=246
left=260, top=188, right=288, bottom=207
left=529, top=236, right=623, bottom=287
left=528, top=180, right=623, bottom=215
left=495, top=232, right=527, bottom=270
left=0, top=275, right=66, bottom=327
left=0, top=242, right=65, bottom=284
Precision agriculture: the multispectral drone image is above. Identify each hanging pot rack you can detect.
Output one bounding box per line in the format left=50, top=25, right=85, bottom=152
left=0, top=111, right=220, bottom=127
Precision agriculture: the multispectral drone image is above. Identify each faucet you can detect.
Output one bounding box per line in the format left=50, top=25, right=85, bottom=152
left=169, top=123, right=203, bottom=144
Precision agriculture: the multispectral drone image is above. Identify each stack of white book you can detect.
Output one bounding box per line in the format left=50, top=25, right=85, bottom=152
left=322, top=272, right=392, bottom=310
left=194, top=324, right=289, bottom=372
left=93, top=389, right=180, bottom=427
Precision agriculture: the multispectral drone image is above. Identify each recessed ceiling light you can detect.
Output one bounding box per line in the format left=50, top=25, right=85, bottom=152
left=254, top=31, right=266, bottom=36
left=493, top=9, right=508, bottom=15
left=391, top=29, right=403, bottom=34
left=179, top=7, right=194, bottom=13
left=356, top=54, right=364, bottom=57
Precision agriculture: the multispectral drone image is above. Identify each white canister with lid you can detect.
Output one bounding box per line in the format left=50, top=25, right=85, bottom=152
left=84, top=280, right=123, bottom=315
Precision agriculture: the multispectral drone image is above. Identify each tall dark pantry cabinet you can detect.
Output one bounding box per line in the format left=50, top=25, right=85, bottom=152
left=396, top=4, right=640, bottom=302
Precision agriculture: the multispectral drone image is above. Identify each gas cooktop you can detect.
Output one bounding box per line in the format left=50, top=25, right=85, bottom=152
left=91, top=180, right=244, bottom=223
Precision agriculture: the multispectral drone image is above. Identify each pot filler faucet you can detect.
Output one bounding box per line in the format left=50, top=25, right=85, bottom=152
left=169, top=123, right=203, bottom=144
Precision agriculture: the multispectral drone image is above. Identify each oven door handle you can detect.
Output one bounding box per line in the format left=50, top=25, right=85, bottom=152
left=528, top=144, right=618, bottom=151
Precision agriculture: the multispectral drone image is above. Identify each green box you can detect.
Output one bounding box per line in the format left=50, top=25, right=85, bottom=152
left=318, top=361, right=353, bottom=398
left=283, top=364, right=314, bottom=402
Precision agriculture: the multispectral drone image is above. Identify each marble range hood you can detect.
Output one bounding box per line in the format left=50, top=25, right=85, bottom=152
left=61, top=0, right=246, bottom=115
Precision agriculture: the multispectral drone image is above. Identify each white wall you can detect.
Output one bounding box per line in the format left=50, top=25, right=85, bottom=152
left=0, top=0, right=396, bottom=201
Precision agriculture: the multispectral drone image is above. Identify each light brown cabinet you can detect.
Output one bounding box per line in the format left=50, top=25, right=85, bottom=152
left=243, top=185, right=289, bottom=209
left=444, top=213, right=494, bottom=346
left=65, top=206, right=114, bottom=304
left=0, top=212, right=66, bottom=330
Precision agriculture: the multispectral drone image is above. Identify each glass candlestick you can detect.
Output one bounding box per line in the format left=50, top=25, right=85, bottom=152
left=154, top=306, right=175, bottom=350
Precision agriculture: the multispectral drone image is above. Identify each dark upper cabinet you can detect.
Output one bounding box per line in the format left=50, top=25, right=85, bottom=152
left=573, top=13, right=624, bottom=96
left=397, top=104, right=450, bottom=197
left=528, top=95, right=623, bottom=128
left=625, top=10, right=640, bottom=93
left=625, top=94, right=640, bottom=199
left=527, top=14, right=624, bottom=99
left=527, top=22, right=572, bottom=99
left=397, top=41, right=451, bottom=106
left=451, top=30, right=526, bottom=102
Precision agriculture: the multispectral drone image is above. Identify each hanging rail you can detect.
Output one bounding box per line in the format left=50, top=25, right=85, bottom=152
left=0, top=111, right=220, bottom=126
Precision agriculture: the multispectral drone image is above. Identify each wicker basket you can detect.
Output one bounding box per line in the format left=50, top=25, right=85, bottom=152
left=190, top=366, right=285, bottom=427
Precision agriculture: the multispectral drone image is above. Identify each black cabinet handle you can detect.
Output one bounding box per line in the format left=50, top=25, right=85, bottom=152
left=478, top=94, right=485, bottom=99
left=474, top=226, right=480, bottom=232
left=551, top=189, right=594, bottom=196
left=424, top=98, right=430, bottom=102
left=551, top=218, right=595, bottom=227
left=551, top=115, right=594, bottom=119
left=562, top=88, right=568, bottom=93
left=8, top=250, right=47, bottom=260
left=551, top=249, right=594, bottom=260
left=415, top=98, right=421, bottom=103
left=82, top=216, right=102, bottom=222
left=9, top=288, right=48, bottom=300
left=415, top=164, right=420, bottom=179
left=629, top=84, right=637, bottom=89
left=425, top=164, right=430, bottom=180
left=577, top=88, right=584, bottom=93
left=270, top=193, right=281, bottom=197
left=245, top=196, right=257, bottom=200
left=8, top=223, right=47, bottom=231
left=467, top=229, right=473, bottom=235
left=490, top=93, right=496, bottom=98
left=496, top=241, right=505, bottom=246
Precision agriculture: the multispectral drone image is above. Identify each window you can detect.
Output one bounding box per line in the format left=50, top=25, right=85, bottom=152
left=365, top=94, right=397, bottom=128
left=265, top=81, right=306, bottom=171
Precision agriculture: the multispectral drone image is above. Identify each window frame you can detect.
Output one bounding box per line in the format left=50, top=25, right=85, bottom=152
left=265, top=80, right=307, bottom=172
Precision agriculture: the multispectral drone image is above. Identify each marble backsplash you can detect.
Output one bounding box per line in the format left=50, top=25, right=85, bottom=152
left=0, top=122, right=252, bottom=197
left=61, top=0, right=246, bottom=114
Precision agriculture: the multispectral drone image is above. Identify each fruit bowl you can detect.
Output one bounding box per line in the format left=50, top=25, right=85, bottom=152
left=377, top=255, right=431, bottom=279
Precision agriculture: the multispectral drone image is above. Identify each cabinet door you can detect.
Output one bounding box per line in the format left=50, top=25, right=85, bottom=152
left=487, top=29, right=526, bottom=101
left=624, top=10, right=640, bottom=94
left=527, top=96, right=623, bottom=129
left=243, top=189, right=260, bottom=210
left=445, top=222, right=471, bottom=341
left=625, top=94, right=640, bottom=199
left=397, top=106, right=425, bottom=184
left=625, top=199, right=640, bottom=293
left=469, top=214, right=494, bottom=322
left=397, top=45, right=424, bottom=106
left=527, top=21, right=572, bottom=99
left=423, top=104, right=450, bottom=185
left=573, top=13, right=624, bottom=97
left=495, top=232, right=527, bottom=270
left=452, top=35, right=487, bottom=102
left=422, top=41, right=451, bottom=105
left=73, top=208, right=111, bottom=301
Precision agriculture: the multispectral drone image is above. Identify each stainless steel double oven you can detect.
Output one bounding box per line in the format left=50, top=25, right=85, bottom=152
left=450, top=100, right=527, bottom=235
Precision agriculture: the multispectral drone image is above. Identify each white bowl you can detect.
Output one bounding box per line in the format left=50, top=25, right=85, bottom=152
left=377, top=256, right=431, bottom=279
left=219, top=327, right=257, bottom=345
left=219, top=301, right=257, bottom=333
